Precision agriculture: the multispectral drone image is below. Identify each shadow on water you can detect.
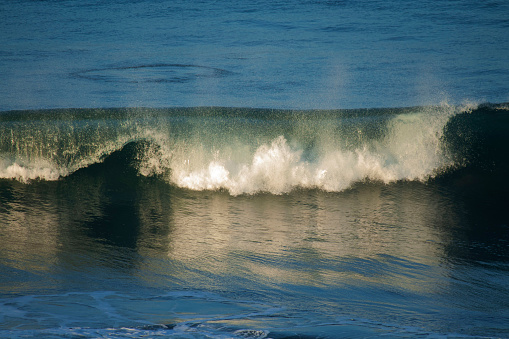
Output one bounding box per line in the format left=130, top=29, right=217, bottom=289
left=65, top=142, right=146, bottom=249
left=0, top=141, right=177, bottom=293
left=437, top=105, right=509, bottom=264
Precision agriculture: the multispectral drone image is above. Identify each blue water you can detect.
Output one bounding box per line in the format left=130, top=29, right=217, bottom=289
left=1, top=1, right=509, bottom=338
left=1, top=0, right=508, bottom=110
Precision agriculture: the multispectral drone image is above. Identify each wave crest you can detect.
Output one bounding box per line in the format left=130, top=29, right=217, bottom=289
left=1, top=103, right=492, bottom=194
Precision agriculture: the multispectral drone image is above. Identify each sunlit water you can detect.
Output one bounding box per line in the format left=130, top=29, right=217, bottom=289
left=1, top=173, right=508, bottom=338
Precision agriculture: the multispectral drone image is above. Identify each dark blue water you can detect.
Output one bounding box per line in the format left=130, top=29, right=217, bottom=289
left=1, top=0, right=509, bottom=338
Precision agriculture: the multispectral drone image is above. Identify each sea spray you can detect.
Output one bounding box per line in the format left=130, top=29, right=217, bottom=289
left=0, top=109, right=165, bottom=182
left=134, top=103, right=475, bottom=194
left=0, top=104, right=477, bottom=192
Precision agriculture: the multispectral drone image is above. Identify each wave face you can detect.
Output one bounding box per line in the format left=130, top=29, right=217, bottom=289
left=0, top=103, right=506, bottom=195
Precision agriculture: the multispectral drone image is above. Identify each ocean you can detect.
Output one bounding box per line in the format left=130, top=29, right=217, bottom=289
left=1, top=0, right=508, bottom=338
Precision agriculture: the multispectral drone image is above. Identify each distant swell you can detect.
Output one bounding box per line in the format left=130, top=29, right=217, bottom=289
left=1, top=103, right=507, bottom=194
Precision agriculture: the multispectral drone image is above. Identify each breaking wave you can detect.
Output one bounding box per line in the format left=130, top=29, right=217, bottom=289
left=1, top=103, right=506, bottom=195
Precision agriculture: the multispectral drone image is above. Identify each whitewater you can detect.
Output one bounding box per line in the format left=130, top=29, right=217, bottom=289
left=1, top=103, right=475, bottom=195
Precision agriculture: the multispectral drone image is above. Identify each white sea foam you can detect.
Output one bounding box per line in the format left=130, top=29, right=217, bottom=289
left=137, top=103, right=469, bottom=195
left=0, top=158, right=65, bottom=182
left=163, top=136, right=436, bottom=195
